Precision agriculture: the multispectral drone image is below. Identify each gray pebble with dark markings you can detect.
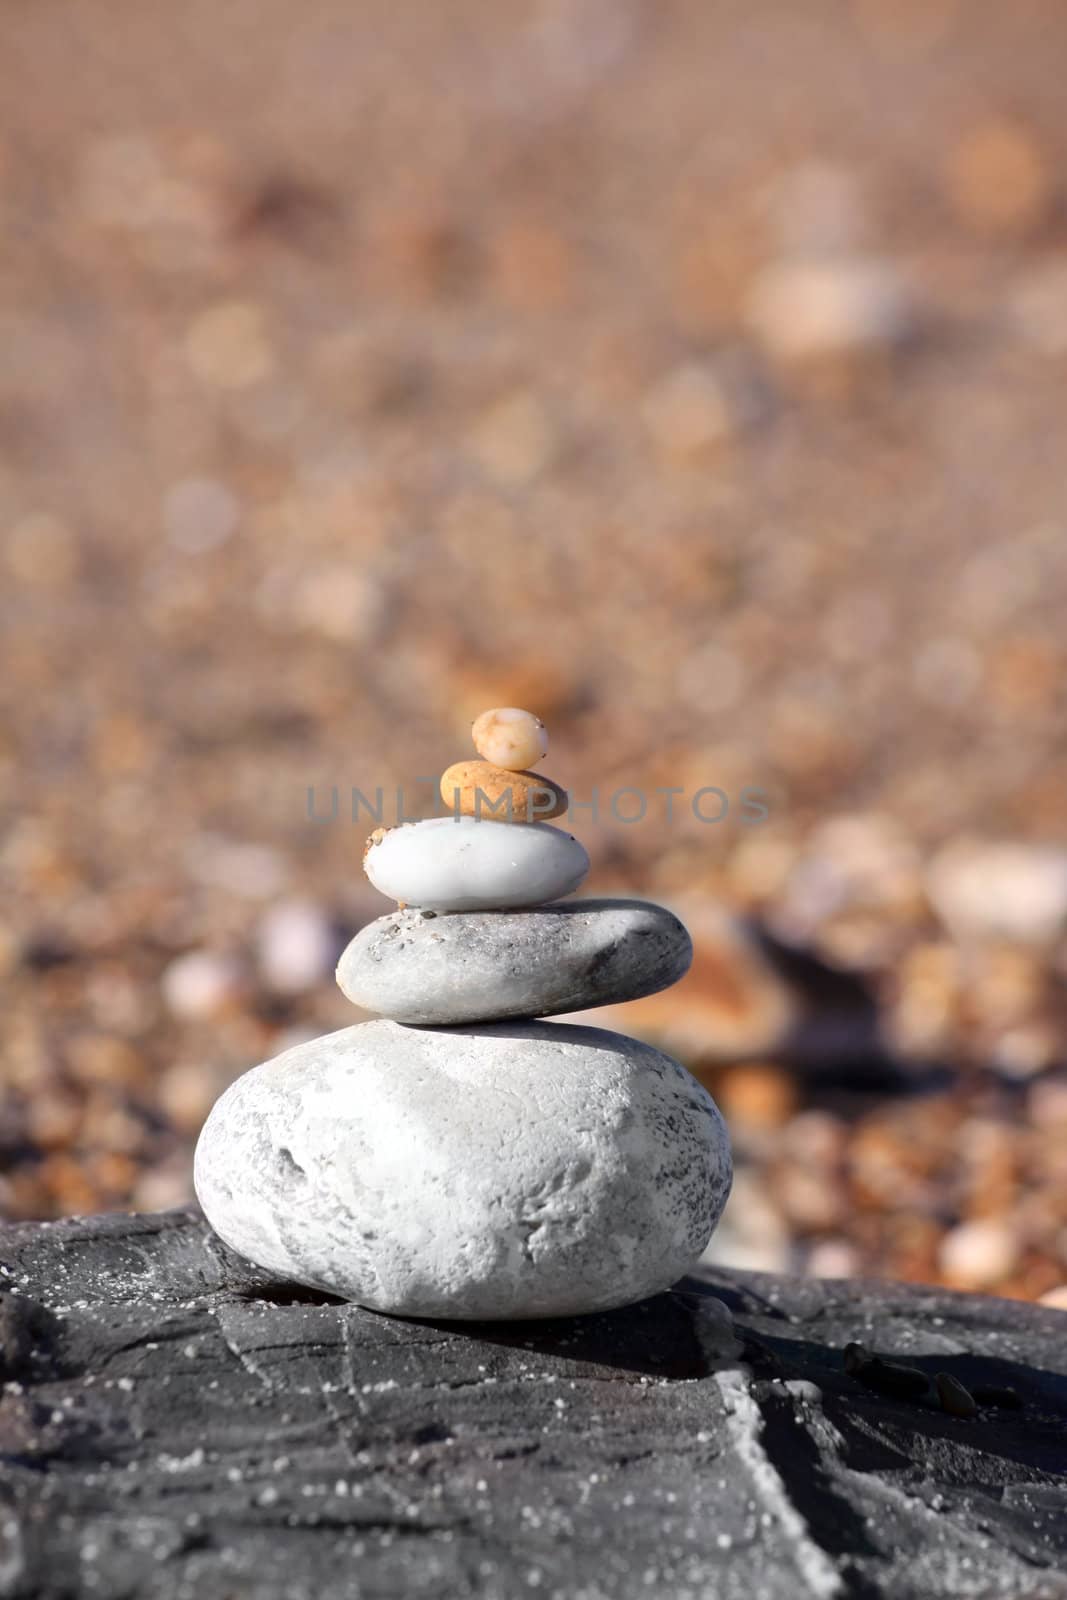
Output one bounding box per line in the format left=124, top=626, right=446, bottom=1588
left=335, top=897, right=692, bottom=1024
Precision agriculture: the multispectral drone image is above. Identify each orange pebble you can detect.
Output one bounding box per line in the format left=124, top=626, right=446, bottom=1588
left=440, top=760, right=567, bottom=822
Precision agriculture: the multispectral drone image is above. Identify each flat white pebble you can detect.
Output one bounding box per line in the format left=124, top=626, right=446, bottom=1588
left=364, top=817, right=588, bottom=911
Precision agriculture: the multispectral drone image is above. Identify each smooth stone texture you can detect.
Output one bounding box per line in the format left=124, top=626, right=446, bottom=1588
left=194, top=1019, right=731, bottom=1319
left=363, top=816, right=588, bottom=911
left=337, top=898, right=693, bottom=1024
left=471, top=706, right=547, bottom=770
left=439, top=759, right=568, bottom=822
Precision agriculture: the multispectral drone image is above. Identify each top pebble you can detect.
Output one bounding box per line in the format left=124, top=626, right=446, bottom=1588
left=472, top=707, right=547, bottom=771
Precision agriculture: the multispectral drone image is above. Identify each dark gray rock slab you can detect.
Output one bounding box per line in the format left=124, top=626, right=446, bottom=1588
left=1, top=1209, right=1066, bottom=1600
left=336, top=898, right=693, bottom=1024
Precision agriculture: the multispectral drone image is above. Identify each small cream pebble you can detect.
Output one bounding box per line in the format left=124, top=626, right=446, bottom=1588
left=471, top=707, right=547, bottom=771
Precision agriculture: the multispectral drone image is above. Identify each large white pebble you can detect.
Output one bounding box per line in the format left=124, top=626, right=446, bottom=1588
left=194, top=1019, right=732, bottom=1319
left=364, top=817, right=588, bottom=911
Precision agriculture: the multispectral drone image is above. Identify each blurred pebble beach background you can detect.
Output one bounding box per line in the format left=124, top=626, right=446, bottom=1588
left=2, top=0, right=1066, bottom=1304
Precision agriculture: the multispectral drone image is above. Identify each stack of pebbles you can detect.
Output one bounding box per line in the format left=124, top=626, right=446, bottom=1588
left=195, top=709, right=732, bottom=1320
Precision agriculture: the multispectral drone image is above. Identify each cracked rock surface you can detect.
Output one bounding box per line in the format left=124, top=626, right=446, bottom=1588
left=1, top=1209, right=1066, bottom=1599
